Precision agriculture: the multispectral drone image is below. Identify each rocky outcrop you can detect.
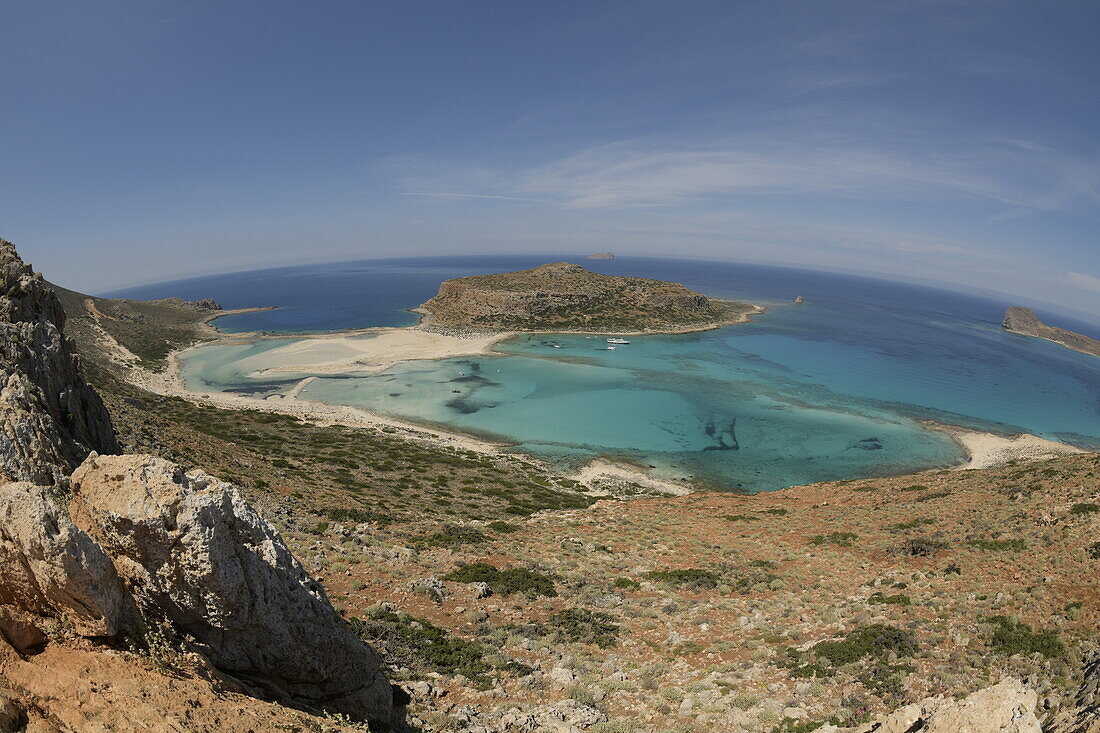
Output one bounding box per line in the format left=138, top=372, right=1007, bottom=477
left=1045, top=651, right=1100, bottom=732
left=0, top=239, right=393, bottom=726
left=68, top=453, right=393, bottom=723
left=1003, top=306, right=1100, bottom=358
left=419, top=262, right=758, bottom=333
left=824, top=678, right=1041, bottom=732
left=0, top=239, right=118, bottom=485
left=0, top=481, right=123, bottom=637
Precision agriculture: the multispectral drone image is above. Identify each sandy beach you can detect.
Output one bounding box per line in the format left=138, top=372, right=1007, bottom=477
left=243, top=329, right=515, bottom=377
left=922, top=421, right=1087, bottom=470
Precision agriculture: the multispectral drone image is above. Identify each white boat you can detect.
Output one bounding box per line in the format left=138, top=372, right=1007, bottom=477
left=552, top=344, right=561, bottom=348
left=606, top=338, right=630, bottom=344
left=606, top=346, right=617, bottom=350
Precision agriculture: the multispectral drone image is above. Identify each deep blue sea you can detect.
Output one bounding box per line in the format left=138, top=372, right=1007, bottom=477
left=108, top=256, right=1100, bottom=491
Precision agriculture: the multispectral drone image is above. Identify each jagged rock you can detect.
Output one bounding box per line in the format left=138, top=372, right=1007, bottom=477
left=68, top=453, right=393, bottom=724
left=826, top=677, right=1042, bottom=733
left=0, top=481, right=123, bottom=636
left=0, top=239, right=118, bottom=485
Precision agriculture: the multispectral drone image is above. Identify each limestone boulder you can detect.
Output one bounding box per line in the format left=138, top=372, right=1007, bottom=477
left=0, top=481, right=122, bottom=636
left=822, top=677, right=1042, bottom=733
left=69, top=453, right=393, bottom=724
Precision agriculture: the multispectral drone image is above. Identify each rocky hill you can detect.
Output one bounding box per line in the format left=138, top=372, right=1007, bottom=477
left=418, top=262, right=759, bottom=332
left=1003, top=306, right=1100, bottom=358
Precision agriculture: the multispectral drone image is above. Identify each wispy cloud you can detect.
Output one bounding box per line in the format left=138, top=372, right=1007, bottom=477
left=386, top=131, right=1098, bottom=214
left=1068, top=272, right=1100, bottom=293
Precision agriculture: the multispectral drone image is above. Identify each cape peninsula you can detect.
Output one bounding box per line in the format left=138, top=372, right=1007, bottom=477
left=1003, top=306, right=1100, bottom=358
left=417, top=261, right=761, bottom=333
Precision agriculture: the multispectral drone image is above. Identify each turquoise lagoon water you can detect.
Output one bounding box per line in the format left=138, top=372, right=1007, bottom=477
left=125, top=256, right=1100, bottom=492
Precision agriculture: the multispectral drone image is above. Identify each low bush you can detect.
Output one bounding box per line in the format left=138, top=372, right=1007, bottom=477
left=550, top=608, right=620, bottom=648
left=349, top=609, right=530, bottom=687
left=414, top=524, right=488, bottom=548
left=868, top=592, right=911, bottom=606
left=967, top=538, right=1027, bottom=552
left=613, top=577, right=641, bottom=590
left=442, top=562, right=557, bottom=597
left=644, top=568, right=720, bottom=589
left=1070, top=502, right=1100, bottom=515
left=901, top=536, right=948, bottom=557
left=809, top=532, right=858, bottom=547
left=984, top=616, right=1064, bottom=658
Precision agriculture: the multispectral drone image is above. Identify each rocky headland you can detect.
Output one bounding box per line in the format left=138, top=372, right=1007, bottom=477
left=586, top=252, right=615, bottom=260
left=417, top=261, right=761, bottom=333
left=1003, top=306, right=1100, bottom=358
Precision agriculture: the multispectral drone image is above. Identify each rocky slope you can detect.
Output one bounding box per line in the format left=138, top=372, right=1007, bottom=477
left=0, top=239, right=118, bottom=485
left=0, top=240, right=396, bottom=729
left=418, top=262, right=759, bottom=332
left=1003, top=306, right=1100, bottom=358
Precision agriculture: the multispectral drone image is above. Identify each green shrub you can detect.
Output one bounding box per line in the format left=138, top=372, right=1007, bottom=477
left=644, top=569, right=720, bottom=589
left=442, top=562, right=557, bottom=597
left=550, top=608, right=620, bottom=648
left=967, top=538, right=1027, bottom=552
left=488, top=520, right=520, bottom=533
left=887, top=517, right=935, bottom=531
left=868, top=592, right=911, bottom=606
left=613, top=577, right=641, bottom=590
left=414, top=524, right=488, bottom=548
left=1070, top=502, right=1100, bottom=515
left=349, top=609, right=529, bottom=686
left=1089, top=542, right=1100, bottom=560
left=984, top=616, right=1064, bottom=658
left=901, top=536, right=948, bottom=556
left=809, top=624, right=919, bottom=668
left=809, top=532, right=858, bottom=547
left=723, top=514, right=760, bottom=522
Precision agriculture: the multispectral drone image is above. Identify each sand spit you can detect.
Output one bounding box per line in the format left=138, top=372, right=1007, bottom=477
left=244, top=329, right=515, bottom=377
left=923, top=422, right=1087, bottom=470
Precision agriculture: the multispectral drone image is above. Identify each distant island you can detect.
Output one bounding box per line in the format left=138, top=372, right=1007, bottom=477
left=585, top=251, right=614, bottom=260
left=417, top=261, right=761, bottom=333
left=1003, top=306, right=1100, bottom=358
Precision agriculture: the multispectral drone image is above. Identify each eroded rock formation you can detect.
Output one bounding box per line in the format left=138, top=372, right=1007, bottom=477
left=0, top=239, right=118, bottom=485
left=69, top=453, right=393, bottom=720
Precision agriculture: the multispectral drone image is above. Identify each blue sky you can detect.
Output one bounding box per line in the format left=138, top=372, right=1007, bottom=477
left=2, top=1, right=1098, bottom=319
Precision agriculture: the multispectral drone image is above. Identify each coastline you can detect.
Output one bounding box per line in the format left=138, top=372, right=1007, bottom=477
left=108, top=303, right=1091, bottom=498
left=125, top=333, right=695, bottom=497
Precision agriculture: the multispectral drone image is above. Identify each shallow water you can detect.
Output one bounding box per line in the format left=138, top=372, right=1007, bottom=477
left=159, top=256, right=1100, bottom=492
